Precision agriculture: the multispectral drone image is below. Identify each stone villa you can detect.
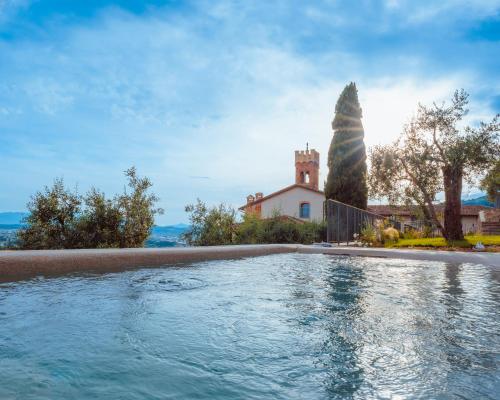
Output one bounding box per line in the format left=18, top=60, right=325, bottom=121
left=368, top=204, right=500, bottom=235
left=240, top=146, right=500, bottom=234
left=239, top=147, right=324, bottom=222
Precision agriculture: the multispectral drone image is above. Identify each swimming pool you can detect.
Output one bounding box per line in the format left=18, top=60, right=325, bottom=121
left=0, top=253, right=498, bottom=399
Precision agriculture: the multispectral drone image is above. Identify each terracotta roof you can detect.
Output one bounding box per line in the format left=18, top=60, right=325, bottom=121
left=239, top=184, right=324, bottom=210
left=481, top=209, right=500, bottom=223
left=458, top=205, right=496, bottom=216
left=270, top=215, right=307, bottom=224
left=368, top=204, right=494, bottom=217
left=367, top=205, right=415, bottom=216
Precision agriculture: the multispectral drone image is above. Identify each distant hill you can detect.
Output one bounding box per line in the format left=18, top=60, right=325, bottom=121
left=0, top=224, right=23, bottom=230
left=152, top=225, right=189, bottom=235
left=0, top=212, right=28, bottom=224
left=147, top=225, right=189, bottom=247
left=462, top=196, right=493, bottom=207
left=0, top=219, right=189, bottom=248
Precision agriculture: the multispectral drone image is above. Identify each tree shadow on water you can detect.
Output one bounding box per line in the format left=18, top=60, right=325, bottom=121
left=320, top=260, right=366, bottom=399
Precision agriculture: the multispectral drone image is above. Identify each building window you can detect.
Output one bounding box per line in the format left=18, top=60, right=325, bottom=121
left=300, top=202, right=310, bottom=219
left=299, top=171, right=310, bottom=184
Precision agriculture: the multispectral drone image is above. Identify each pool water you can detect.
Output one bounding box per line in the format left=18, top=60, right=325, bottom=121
left=0, top=254, right=499, bottom=399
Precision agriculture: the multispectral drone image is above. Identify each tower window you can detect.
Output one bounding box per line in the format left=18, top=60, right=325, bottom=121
left=299, top=202, right=310, bottom=219
left=300, top=171, right=310, bottom=184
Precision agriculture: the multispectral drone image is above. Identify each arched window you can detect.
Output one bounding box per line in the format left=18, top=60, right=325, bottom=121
left=299, top=202, right=310, bottom=219
left=304, top=172, right=310, bottom=183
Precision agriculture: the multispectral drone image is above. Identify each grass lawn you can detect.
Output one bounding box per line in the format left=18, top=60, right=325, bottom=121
left=389, top=235, right=500, bottom=249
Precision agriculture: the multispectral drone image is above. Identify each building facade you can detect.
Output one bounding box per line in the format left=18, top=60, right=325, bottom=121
left=240, top=148, right=325, bottom=222
left=367, top=204, right=496, bottom=234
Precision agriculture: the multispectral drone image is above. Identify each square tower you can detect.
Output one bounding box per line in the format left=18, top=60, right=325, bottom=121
left=295, top=148, right=320, bottom=190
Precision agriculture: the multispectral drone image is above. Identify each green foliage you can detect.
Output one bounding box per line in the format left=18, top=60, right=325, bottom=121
left=422, top=225, right=434, bottom=239
left=239, top=217, right=325, bottom=245
left=183, top=201, right=326, bottom=246
left=383, top=227, right=399, bottom=242
left=402, top=229, right=424, bottom=240
left=359, top=220, right=402, bottom=246
left=480, top=160, right=500, bottom=202
left=17, top=178, right=82, bottom=249
left=183, top=199, right=237, bottom=246
left=115, top=167, right=163, bottom=248
left=325, top=82, right=368, bottom=209
left=17, top=167, right=162, bottom=249
left=78, top=188, right=122, bottom=248
left=389, top=235, right=500, bottom=248
left=359, top=223, right=377, bottom=246
left=369, top=89, right=500, bottom=240
left=234, top=212, right=263, bottom=244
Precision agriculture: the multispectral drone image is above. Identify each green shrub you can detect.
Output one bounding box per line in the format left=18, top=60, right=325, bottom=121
left=383, top=227, right=399, bottom=242
left=234, top=212, right=262, bottom=244
left=184, top=202, right=327, bottom=246
left=183, top=200, right=327, bottom=246
left=236, top=215, right=326, bottom=245
left=403, top=229, right=423, bottom=240
left=359, top=221, right=402, bottom=247
left=18, top=167, right=162, bottom=250
left=422, top=225, right=434, bottom=238
left=389, top=235, right=500, bottom=248
left=183, top=199, right=237, bottom=246
left=360, top=223, right=378, bottom=246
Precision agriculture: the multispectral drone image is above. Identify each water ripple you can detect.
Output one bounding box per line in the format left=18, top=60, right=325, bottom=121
left=0, top=254, right=499, bottom=399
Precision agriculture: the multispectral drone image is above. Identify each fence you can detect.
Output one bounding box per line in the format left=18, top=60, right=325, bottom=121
left=402, top=219, right=441, bottom=237
left=325, top=199, right=405, bottom=244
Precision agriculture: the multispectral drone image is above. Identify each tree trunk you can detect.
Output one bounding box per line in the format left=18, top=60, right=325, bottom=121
left=423, top=199, right=446, bottom=237
left=443, top=166, right=464, bottom=241
left=418, top=202, right=441, bottom=233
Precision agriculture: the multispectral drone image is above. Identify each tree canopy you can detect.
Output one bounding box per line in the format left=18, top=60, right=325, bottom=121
left=182, top=199, right=237, bottom=246
left=325, top=82, right=368, bottom=209
left=182, top=200, right=326, bottom=246
left=17, top=167, right=163, bottom=249
left=369, top=90, right=499, bottom=240
left=480, top=160, right=500, bottom=203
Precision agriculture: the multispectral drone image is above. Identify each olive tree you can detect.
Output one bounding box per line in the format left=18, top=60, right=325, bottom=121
left=115, top=167, right=163, bottom=248
left=480, top=160, right=500, bottom=203
left=18, top=178, right=82, bottom=249
left=18, top=167, right=163, bottom=249
left=369, top=90, right=499, bottom=240
left=182, top=199, right=237, bottom=246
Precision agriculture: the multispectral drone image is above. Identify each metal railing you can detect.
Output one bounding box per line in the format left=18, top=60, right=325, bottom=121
left=325, top=199, right=404, bottom=245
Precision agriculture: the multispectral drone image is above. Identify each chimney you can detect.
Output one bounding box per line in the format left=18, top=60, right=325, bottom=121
left=255, top=192, right=263, bottom=200
left=247, top=194, right=255, bottom=204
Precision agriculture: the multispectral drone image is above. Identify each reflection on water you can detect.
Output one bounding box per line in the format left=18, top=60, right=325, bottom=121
left=0, top=254, right=499, bottom=399
left=320, top=263, right=365, bottom=398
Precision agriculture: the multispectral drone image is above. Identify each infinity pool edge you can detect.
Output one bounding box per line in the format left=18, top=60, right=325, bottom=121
left=0, top=244, right=499, bottom=282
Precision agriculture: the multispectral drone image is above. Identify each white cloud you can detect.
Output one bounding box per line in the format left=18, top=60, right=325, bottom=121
left=0, top=3, right=497, bottom=222
left=0, top=0, right=29, bottom=23
left=385, top=0, right=400, bottom=10
left=25, top=79, right=75, bottom=115
left=404, top=0, right=500, bottom=23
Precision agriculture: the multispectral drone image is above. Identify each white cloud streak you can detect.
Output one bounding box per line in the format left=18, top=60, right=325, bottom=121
left=0, top=2, right=498, bottom=222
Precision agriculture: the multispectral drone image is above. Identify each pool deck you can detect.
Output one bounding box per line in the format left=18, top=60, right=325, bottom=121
left=298, top=246, right=500, bottom=268
left=0, top=245, right=499, bottom=282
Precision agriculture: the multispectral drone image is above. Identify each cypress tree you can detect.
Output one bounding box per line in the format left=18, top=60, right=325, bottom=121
left=325, top=82, right=368, bottom=209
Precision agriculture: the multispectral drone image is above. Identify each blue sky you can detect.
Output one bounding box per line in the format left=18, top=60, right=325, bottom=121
left=0, top=0, right=499, bottom=224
